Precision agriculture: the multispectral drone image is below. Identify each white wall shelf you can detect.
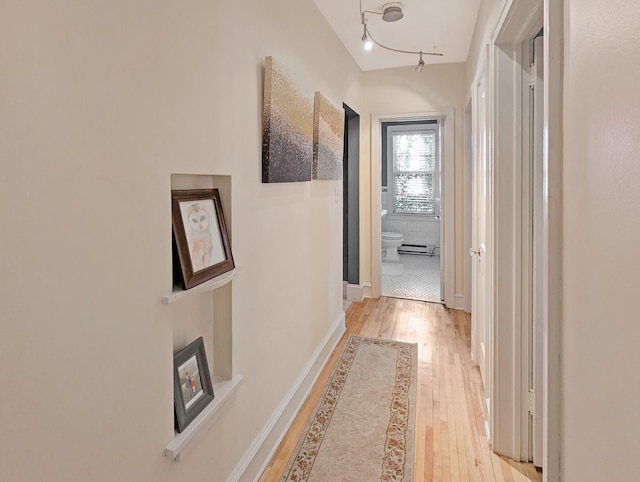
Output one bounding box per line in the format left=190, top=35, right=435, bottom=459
left=162, top=269, right=235, bottom=304
left=165, top=374, right=244, bottom=462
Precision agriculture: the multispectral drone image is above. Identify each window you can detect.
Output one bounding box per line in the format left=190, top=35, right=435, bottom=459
left=386, top=123, right=440, bottom=215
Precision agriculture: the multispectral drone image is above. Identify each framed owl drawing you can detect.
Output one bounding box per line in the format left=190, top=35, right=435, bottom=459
left=171, top=189, right=234, bottom=290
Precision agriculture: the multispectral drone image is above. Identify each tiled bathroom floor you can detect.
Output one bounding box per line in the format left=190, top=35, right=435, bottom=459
left=382, top=253, right=441, bottom=303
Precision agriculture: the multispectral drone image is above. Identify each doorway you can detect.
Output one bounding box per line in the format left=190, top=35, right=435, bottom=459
left=370, top=110, right=455, bottom=308
left=343, top=104, right=360, bottom=303
left=381, top=120, right=442, bottom=303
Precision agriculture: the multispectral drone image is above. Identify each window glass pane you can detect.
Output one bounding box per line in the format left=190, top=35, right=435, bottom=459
left=392, top=132, right=435, bottom=172
left=394, top=173, right=434, bottom=213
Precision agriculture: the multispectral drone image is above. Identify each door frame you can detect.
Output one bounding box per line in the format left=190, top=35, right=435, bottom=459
left=489, top=0, right=543, bottom=461
left=489, top=0, right=563, bottom=479
left=370, top=109, right=455, bottom=307
left=463, top=97, right=472, bottom=315
left=343, top=104, right=360, bottom=289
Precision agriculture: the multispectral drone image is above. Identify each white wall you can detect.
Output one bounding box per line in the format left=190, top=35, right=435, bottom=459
left=0, top=1, right=362, bottom=481
left=465, top=0, right=505, bottom=86
left=563, top=1, right=640, bottom=480
left=359, top=63, right=467, bottom=293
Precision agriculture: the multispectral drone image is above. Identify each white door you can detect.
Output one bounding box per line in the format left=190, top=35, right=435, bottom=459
left=531, top=33, right=545, bottom=468
left=471, top=67, right=491, bottom=432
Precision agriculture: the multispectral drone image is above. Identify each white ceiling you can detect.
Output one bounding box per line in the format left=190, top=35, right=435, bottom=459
left=312, top=0, right=482, bottom=71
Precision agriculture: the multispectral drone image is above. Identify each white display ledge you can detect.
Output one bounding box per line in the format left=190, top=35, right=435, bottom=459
left=162, top=269, right=235, bottom=304
left=165, top=374, right=244, bottom=462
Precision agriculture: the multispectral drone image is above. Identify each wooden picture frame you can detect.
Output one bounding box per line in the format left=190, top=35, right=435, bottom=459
left=173, top=337, right=214, bottom=433
left=171, top=189, right=234, bottom=290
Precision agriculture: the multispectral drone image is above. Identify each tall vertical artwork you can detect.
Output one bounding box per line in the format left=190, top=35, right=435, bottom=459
left=262, top=57, right=313, bottom=183
left=313, top=92, right=345, bottom=180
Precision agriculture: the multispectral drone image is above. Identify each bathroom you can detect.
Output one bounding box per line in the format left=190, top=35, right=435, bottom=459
left=381, top=119, right=442, bottom=303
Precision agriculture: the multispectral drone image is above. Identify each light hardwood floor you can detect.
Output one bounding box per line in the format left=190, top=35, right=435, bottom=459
left=259, top=297, right=542, bottom=482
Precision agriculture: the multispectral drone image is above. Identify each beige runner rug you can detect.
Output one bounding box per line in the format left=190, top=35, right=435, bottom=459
left=281, top=334, right=417, bottom=482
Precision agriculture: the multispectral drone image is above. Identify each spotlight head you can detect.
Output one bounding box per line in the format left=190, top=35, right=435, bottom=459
left=415, top=52, right=425, bottom=72
left=362, top=25, right=374, bottom=51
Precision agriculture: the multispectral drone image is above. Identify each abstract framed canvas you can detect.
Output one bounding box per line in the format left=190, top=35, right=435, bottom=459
left=171, top=189, right=234, bottom=290
left=313, top=92, right=345, bottom=180
left=173, top=337, right=214, bottom=433
left=262, top=56, right=313, bottom=183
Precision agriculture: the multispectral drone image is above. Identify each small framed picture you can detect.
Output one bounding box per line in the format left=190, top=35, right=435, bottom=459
left=173, top=337, right=215, bottom=433
left=171, top=189, right=235, bottom=290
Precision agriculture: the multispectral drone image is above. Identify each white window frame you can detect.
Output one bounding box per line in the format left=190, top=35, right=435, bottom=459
left=386, top=122, right=441, bottom=219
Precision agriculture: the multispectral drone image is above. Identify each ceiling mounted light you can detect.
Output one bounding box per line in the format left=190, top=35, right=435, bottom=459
left=415, top=52, right=425, bottom=72
left=359, top=0, right=443, bottom=71
left=381, top=3, right=404, bottom=22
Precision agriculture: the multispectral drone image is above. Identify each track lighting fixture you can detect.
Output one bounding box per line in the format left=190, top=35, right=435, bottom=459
left=359, top=1, right=442, bottom=71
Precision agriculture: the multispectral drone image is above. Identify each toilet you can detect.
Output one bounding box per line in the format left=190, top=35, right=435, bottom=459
left=382, top=232, right=404, bottom=262
left=380, top=209, right=404, bottom=263
left=381, top=209, right=404, bottom=262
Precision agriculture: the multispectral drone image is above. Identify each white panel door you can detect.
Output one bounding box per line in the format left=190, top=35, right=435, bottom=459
left=471, top=68, right=490, bottom=429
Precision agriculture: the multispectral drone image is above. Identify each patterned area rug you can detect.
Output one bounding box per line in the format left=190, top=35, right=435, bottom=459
left=280, top=335, right=417, bottom=482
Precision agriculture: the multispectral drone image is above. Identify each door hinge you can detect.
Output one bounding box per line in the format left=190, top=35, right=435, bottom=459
left=528, top=389, right=535, bottom=415
left=529, top=62, right=536, bottom=90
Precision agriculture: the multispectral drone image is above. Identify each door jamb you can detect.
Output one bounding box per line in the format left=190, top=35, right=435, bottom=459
left=463, top=95, right=473, bottom=317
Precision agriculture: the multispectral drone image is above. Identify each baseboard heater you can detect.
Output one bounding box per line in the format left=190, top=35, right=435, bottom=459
left=398, top=244, right=440, bottom=257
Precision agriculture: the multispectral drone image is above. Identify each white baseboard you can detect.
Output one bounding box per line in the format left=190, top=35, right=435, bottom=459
left=345, top=283, right=364, bottom=302
left=362, top=283, right=372, bottom=299
left=454, top=292, right=466, bottom=311
left=227, top=312, right=346, bottom=482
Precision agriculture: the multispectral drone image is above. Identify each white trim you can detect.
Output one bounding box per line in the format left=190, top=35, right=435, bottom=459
left=463, top=94, right=473, bottom=315
left=345, top=283, right=365, bottom=302
left=384, top=213, right=440, bottom=223
left=474, top=47, right=494, bottom=446
left=362, top=282, right=372, bottom=299
left=542, top=1, right=563, bottom=479
left=227, top=313, right=346, bottom=482
left=165, top=375, right=244, bottom=462
left=385, top=123, right=441, bottom=217
left=489, top=38, right=523, bottom=462
left=454, top=293, right=465, bottom=311
left=162, top=269, right=235, bottom=304
left=371, top=110, right=455, bottom=307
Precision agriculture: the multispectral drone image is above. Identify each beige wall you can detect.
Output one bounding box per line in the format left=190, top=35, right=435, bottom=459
left=358, top=64, right=468, bottom=295
left=0, top=1, right=362, bottom=481
left=563, top=0, right=640, bottom=479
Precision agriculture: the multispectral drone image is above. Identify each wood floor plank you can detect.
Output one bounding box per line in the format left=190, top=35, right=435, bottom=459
left=259, top=298, right=542, bottom=482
